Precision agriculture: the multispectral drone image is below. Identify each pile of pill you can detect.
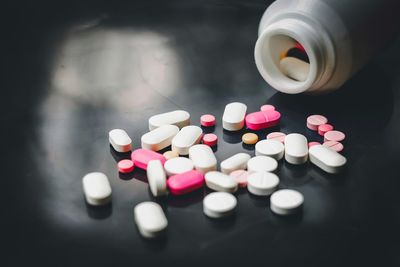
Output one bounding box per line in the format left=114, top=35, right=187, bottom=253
left=279, top=42, right=310, bottom=82
left=83, top=102, right=347, bottom=239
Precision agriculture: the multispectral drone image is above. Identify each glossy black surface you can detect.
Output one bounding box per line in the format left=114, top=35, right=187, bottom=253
left=5, top=1, right=400, bottom=266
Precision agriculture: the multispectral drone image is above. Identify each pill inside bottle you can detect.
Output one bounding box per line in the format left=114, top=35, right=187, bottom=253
left=279, top=41, right=310, bottom=82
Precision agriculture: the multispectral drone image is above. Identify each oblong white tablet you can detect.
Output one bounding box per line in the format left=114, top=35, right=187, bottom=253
left=171, top=125, right=203, bottom=155
left=280, top=57, right=310, bottom=82
left=148, top=110, right=190, bottom=130
left=205, top=171, right=238, bottom=193
left=309, top=145, right=347, bottom=174
left=109, top=129, right=132, bottom=152
left=82, top=172, right=112, bottom=206
left=284, top=133, right=308, bottom=164
left=220, top=153, right=251, bottom=174
left=222, top=102, right=247, bottom=131
left=247, top=156, right=278, bottom=172
left=147, top=160, right=167, bottom=197
left=134, top=202, right=168, bottom=238
left=203, top=192, right=237, bottom=218
left=188, top=144, right=217, bottom=174
left=164, top=157, right=194, bottom=176
left=247, top=171, right=279, bottom=196
left=255, top=139, right=284, bottom=160
left=141, top=125, right=179, bottom=151
left=270, top=189, right=304, bottom=215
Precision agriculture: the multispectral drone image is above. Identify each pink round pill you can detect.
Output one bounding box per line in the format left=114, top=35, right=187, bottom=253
left=324, top=130, right=345, bottom=142
left=318, top=124, right=334, bottom=136
left=118, top=159, right=134, bottom=173
left=308, top=141, right=321, bottom=148
left=260, top=104, right=275, bottom=112
left=307, top=115, right=328, bottom=131
left=323, top=141, right=344, bottom=152
left=229, top=170, right=250, bottom=188
left=200, top=114, right=216, bottom=127
left=266, top=132, right=286, bottom=143
left=202, top=133, right=218, bottom=146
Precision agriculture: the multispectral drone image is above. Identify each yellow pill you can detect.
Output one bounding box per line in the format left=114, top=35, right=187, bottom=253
left=242, top=133, right=258, bottom=145
left=163, top=150, right=179, bottom=160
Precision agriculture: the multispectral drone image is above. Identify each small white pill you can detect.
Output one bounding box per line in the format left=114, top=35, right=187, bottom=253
left=141, top=125, right=179, bottom=151
left=222, top=102, right=247, bottom=131
left=82, top=172, right=112, bottom=206
left=247, top=171, right=279, bottom=196
left=270, top=189, right=304, bottom=215
left=247, top=156, right=278, bottom=172
left=280, top=57, right=310, bottom=82
left=205, top=171, right=238, bottom=193
left=255, top=139, right=284, bottom=160
left=147, top=160, right=167, bottom=197
left=109, top=129, right=132, bottom=152
left=284, top=133, right=308, bottom=164
left=309, top=145, right=347, bottom=174
left=148, top=110, right=190, bottom=131
left=171, top=125, right=203, bottom=155
left=188, top=144, right=217, bottom=174
left=134, top=202, right=168, bottom=238
left=220, top=153, right=251, bottom=174
left=203, top=192, right=237, bottom=218
left=164, top=157, right=194, bottom=176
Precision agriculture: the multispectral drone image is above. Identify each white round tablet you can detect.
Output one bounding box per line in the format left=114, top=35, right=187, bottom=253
left=255, top=139, right=284, bottom=160
left=247, top=171, right=279, bottom=196
left=247, top=156, right=278, bottom=172
left=270, top=189, right=304, bottom=215
left=164, top=157, right=194, bottom=176
left=203, top=192, right=237, bottom=218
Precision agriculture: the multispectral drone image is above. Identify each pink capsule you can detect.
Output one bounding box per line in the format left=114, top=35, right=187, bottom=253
left=308, top=141, right=321, bottom=148
left=229, top=170, right=250, bottom=188
left=260, top=104, right=275, bottom=112
left=307, top=115, right=328, bottom=131
left=266, top=132, right=286, bottom=143
left=200, top=114, right=216, bottom=127
left=318, top=124, right=334, bottom=136
left=167, top=170, right=205, bottom=195
left=131, top=149, right=166, bottom=170
left=118, top=159, right=134, bottom=173
left=202, top=133, right=218, bottom=146
left=323, top=141, right=344, bottom=152
left=245, top=110, right=281, bottom=130
left=324, top=130, right=345, bottom=142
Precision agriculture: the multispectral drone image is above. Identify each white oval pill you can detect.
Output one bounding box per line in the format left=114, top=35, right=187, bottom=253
left=141, top=125, right=179, bottom=151
left=205, top=171, right=238, bottom=193
left=164, top=157, right=194, bottom=176
left=147, top=160, right=167, bottom=197
left=148, top=110, right=190, bottom=131
left=247, top=171, right=279, bottom=196
left=284, top=133, right=308, bottom=164
left=222, top=102, right=247, bottom=131
left=247, top=156, right=278, bottom=172
left=255, top=139, right=284, bottom=160
left=188, top=144, right=217, bottom=174
left=309, top=145, right=347, bottom=174
left=109, top=129, right=132, bottom=152
left=220, top=153, right=251, bottom=174
left=171, top=125, right=203, bottom=155
left=270, top=189, right=304, bottom=215
left=203, top=192, right=237, bottom=218
left=82, top=172, right=112, bottom=206
left=279, top=57, right=310, bottom=82
left=134, top=202, right=168, bottom=238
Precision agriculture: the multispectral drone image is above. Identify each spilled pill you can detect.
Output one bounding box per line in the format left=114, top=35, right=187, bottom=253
left=117, top=159, right=134, bottom=173
left=284, top=133, right=308, bottom=165
left=82, top=172, right=112, bottom=206
left=202, top=133, right=218, bottom=147
left=189, top=144, right=217, bottom=174
left=229, top=170, right=250, bottom=188
left=147, top=160, right=167, bottom=197
left=131, top=149, right=166, bottom=170
left=324, top=130, right=345, bottom=142
left=134, top=202, right=168, bottom=238
left=222, top=102, right=247, bottom=131
left=141, top=124, right=179, bottom=151
left=307, top=115, right=328, bottom=131
left=247, top=156, right=278, bottom=172
left=242, top=133, right=258, bottom=145
left=323, top=140, right=344, bottom=153
left=270, top=189, right=304, bottom=215
left=247, top=171, right=279, bottom=196
left=167, top=170, right=204, bottom=195
left=260, top=104, right=275, bottom=112
left=203, top=192, right=237, bottom=219
left=109, top=129, right=132, bottom=152
left=255, top=139, right=284, bottom=160
left=200, top=114, right=216, bottom=127
left=205, top=171, right=238, bottom=193
left=163, top=150, right=179, bottom=160
left=164, top=157, right=194, bottom=176
left=245, top=110, right=281, bottom=131
left=148, top=110, right=190, bottom=130
left=318, top=124, right=334, bottom=136
left=171, top=125, right=203, bottom=155
left=266, top=132, right=286, bottom=143
left=220, top=153, right=251, bottom=174
left=308, top=141, right=321, bottom=148
left=309, top=145, right=346, bottom=173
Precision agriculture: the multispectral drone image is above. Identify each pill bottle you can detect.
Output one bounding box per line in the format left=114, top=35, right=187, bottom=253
left=254, top=0, right=399, bottom=94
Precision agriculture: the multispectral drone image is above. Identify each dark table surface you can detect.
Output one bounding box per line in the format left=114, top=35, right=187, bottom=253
left=4, top=0, right=400, bottom=266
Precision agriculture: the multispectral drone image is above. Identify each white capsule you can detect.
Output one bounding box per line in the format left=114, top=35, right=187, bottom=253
left=164, top=157, right=194, bottom=176
left=141, top=125, right=179, bottom=151
left=205, top=171, right=238, bottom=193
left=270, top=189, right=304, bottom=215
left=148, top=110, right=190, bottom=131
left=108, top=129, right=132, bottom=152
left=82, top=172, right=112, bottom=206
left=280, top=57, right=310, bottom=82
left=188, top=144, right=217, bottom=174
left=220, top=153, right=251, bottom=174
left=284, top=133, right=308, bottom=164
left=171, top=125, right=203, bottom=155
left=255, top=139, right=284, bottom=160
left=222, top=102, right=247, bottom=131
left=134, top=202, right=168, bottom=238
left=309, top=145, right=347, bottom=174
left=247, top=156, right=278, bottom=172
left=247, top=171, right=279, bottom=196
left=146, top=160, right=167, bottom=197
left=203, top=192, right=237, bottom=218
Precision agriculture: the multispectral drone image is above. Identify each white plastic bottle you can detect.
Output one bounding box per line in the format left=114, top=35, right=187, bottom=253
left=255, top=0, right=399, bottom=94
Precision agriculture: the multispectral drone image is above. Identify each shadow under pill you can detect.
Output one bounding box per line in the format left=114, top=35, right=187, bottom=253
left=248, top=193, right=270, bottom=207
left=210, top=144, right=218, bottom=153
left=201, top=125, right=215, bottom=133
left=205, top=213, right=237, bottom=229
left=85, top=201, right=112, bottom=220
left=109, top=145, right=131, bottom=162
left=223, top=129, right=245, bottom=144
left=131, top=168, right=148, bottom=183
left=119, top=172, right=134, bottom=181
left=241, top=143, right=255, bottom=151
left=270, top=209, right=303, bottom=225
left=167, top=188, right=205, bottom=208
left=134, top=227, right=168, bottom=249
